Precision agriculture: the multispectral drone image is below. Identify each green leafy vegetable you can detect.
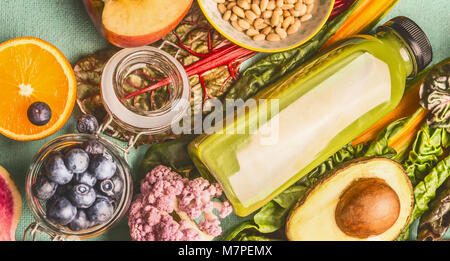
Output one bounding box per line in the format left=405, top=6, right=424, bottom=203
left=363, top=109, right=428, bottom=161
left=417, top=178, right=450, bottom=241
left=419, top=59, right=450, bottom=131
left=225, top=0, right=361, bottom=101
left=397, top=154, right=450, bottom=241
left=139, top=135, right=196, bottom=178
left=402, top=125, right=450, bottom=185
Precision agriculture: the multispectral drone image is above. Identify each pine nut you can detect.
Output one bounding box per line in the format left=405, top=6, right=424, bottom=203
left=300, top=14, right=312, bottom=22
left=282, top=16, right=294, bottom=28
left=254, top=18, right=265, bottom=28
left=238, top=18, right=251, bottom=29
left=232, top=6, right=246, bottom=18
left=304, top=0, right=314, bottom=4
left=262, top=10, right=273, bottom=18
left=275, top=27, right=287, bottom=39
left=267, top=33, right=281, bottom=41
left=270, top=15, right=280, bottom=26
left=260, top=0, right=269, bottom=11
left=213, top=0, right=225, bottom=3
left=274, top=7, right=283, bottom=16
left=227, top=2, right=236, bottom=9
left=245, top=10, right=257, bottom=21
left=276, top=0, right=284, bottom=8
left=262, top=26, right=272, bottom=35
left=230, top=13, right=238, bottom=21
left=267, top=0, right=276, bottom=10
left=290, top=9, right=301, bottom=17
left=218, top=3, right=227, bottom=14
left=287, top=20, right=301, bottom=34
left=251, top=3, right=261, bottom=15
left=237, top=0, right=251, bottom=10
left=231, top=20, right=244, bottom=31
left=298, top=4, right=307, bottom=15
left=253, top=34, right=266, bottom=41
left=223, top=10, right=232, bottom=21
left=246, top=28, right=259, bottom=36
left=282, top=4, right=294, bottom=9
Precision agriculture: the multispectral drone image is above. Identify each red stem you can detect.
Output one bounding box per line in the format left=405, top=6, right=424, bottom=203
left=124, top=45, right=255, bottom=100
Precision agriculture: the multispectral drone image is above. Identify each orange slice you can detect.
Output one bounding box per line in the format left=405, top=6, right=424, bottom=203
left=0, top=37, right=76, bottom=141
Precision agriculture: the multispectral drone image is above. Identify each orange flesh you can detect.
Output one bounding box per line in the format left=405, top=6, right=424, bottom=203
left=0, top=38, right=76, bottom=140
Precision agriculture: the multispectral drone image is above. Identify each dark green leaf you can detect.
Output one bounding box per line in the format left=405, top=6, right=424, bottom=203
left=417, top=178, right=450, bottom=241
left=403, top=125, right=450, bottom=185
left=396, top=154, right=450, bottom=241
left=419, top=59, right=450, bottom=131
left=139, top=135, right=196, bottom=176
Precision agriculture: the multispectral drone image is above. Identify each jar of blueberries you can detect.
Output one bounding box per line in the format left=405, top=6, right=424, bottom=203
left=24, top=134, right=133, bottom=240
left=23, top=46, right=190, bottom=240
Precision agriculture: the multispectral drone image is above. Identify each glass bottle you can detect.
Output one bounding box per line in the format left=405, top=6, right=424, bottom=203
left=188, top=17, right=433, bottom=216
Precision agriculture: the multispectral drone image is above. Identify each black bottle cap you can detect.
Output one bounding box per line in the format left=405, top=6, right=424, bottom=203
left=377, top=16, right=433, bottom=74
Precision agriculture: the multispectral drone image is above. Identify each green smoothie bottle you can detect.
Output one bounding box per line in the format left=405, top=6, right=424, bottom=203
left=188, top=17, right=433, bottom=216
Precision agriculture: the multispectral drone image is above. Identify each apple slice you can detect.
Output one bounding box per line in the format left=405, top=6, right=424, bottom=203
left=83, top=0, right=193, bottom=48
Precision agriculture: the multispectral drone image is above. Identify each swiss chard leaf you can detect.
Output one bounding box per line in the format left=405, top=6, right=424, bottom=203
left=403, top=125, right=450, bottom=185
left=417, top=178, right=450, bottom=241
left=419, top=59, right=450, bottom=131
left=397, top=154, right=450, bottom=241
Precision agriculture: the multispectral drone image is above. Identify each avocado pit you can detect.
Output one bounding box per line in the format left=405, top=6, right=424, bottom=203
left=335, top=177, right=400, bottom=239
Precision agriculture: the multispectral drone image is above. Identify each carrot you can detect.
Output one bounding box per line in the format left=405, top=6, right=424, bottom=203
left=322, top=0, right=399, bottom=49
left=352, top=78, right=426, bottom=146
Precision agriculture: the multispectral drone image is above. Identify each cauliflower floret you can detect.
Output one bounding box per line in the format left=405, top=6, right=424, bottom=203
left=128, top=165, right=233, bottom=241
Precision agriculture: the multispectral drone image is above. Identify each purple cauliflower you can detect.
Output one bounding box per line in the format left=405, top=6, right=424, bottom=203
left=128, top=165, right=233, bottom=241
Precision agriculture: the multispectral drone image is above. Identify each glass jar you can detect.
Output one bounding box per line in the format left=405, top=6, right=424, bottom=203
left=24, top=134, right=133, bottom=240
left=101, top=46, right=190, bottom=135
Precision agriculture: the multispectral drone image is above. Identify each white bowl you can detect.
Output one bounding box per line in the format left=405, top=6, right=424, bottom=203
left=198, top=0, right=335, bottom=53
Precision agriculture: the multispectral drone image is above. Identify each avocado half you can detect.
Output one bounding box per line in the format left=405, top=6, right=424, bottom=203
left=286, top=157, right=413, bottom=241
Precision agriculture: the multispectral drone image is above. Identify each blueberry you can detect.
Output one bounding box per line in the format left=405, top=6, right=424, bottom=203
left=95, top=192, right=118, bottom=210
left=77, top=114, right=99, bottom=134
left=55, top=182, right=73, bottom=196
left=32, top=175, right=58, bottom=200
left=68, top=184, right=96, bottom=208
left=73, top=171, right=97, bottom=187
left=27, top=101, right=52, bottom=126
left=45, top=153, right=73, bottom=185
left=86, top=198, right=114, bottom=224
left=89, top=155, right=117, bottom=180
left=64, top=148, right=90, bottom=174
left=46, top=196, right=77, bottom=225
left=82, top=140, right=105, bottom=156
left=96, top=179, right=114, bottom=197
left=96, top=174, right=123, bottom=200
left=68, top=210, right=91, bottom=231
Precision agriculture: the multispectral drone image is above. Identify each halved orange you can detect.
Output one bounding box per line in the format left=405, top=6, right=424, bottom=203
left=0, top=37, right=76, bottom=141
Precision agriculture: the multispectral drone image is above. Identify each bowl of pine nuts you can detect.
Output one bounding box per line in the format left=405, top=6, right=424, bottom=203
left=198, top=0, right=334, bottom=52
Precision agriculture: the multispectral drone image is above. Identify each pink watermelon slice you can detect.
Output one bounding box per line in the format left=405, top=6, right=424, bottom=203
left=0, top=165, right=22, bottom=241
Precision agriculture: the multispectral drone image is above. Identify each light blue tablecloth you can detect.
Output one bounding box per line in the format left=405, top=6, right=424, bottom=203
left=0, top=0, right=448, bottom=241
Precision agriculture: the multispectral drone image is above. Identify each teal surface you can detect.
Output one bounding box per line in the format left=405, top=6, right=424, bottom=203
left=0, top=0, right=448, bottom=241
